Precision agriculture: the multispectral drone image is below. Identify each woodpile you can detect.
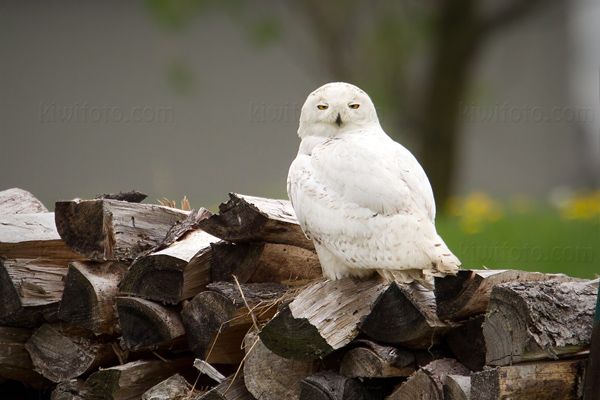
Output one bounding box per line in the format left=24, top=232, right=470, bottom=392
left=0, top=187, right=596, bottom=399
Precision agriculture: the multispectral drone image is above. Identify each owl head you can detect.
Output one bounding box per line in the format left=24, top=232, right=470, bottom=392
left=298, top=82, right=380, bottom=139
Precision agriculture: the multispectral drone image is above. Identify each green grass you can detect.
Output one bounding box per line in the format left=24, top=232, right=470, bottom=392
left=436, top=210, right=599, bottom=280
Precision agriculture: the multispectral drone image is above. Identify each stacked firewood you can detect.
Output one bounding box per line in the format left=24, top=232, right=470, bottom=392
left=0, top=187, right=596, bottom=400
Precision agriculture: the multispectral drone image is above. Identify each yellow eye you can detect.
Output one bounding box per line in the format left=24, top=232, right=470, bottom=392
left=317, top=105, right=328, bottom=110
left=349, top=104, right=360, bottom=109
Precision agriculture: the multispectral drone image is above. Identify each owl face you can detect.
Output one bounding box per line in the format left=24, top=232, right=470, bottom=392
left=298, top=82, right=380, bottom=139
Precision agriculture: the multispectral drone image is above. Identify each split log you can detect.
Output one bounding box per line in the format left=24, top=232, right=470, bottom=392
left=58, top=261, right=128, bottom=335
left=387, top=358, right=469, bottom=400
left=54, top=199, right=190, bottom=261
left=51, top=379, right=90, bottom=400
left=85, top=357, right=194, bottom=400
left=243, top=331, right=321, bottom=400
left=259, top=278, right=388, bottom=361
left=0, top=326, right=50, bottom=389
left=24, top=323, right=116, bottom=383
left=446, top=315, right=486, bottom=371
left=360, top=282, right=453, bottom=348
left=0, top=188, right=48, bottom=214
left=181, top=282, right=286, bottom=363
left=119, top=230, right=219, bottom=304
left=299, top=370, right=370, bottom=400
left=470, top=359, right=585, bottom=400
left=116, top=297, right=186, bottom=351
left=443, top=375, right=471, bottom=400
left=95, top=190, right=147, bottom=203
left=210, top=241, right=264, bottom=283
left=141, top=374, right=195, bottom=400
left=483, top=279, right=597, bottom=366
left=340, top=340, right=416, bottom=378
left=198, top=373, right=255, bottom=400
left=435, top=269, right=582, bottom=322
left=197, top=193, right=313, bottom=250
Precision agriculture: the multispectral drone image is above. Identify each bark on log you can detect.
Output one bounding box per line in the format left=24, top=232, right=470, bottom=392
left=446, top=315, right=486, bottom=371
left=259, top=278, right=388, bottom=361
left=443, top=375, right=471, bottom=400
left=24, top=323, right=116, bottom=383
left=0, top=326, right=50, bottom=389
left=141, top=374, right=194, bottom=400
left=85, top=357, right=194, bottom=400
left=94, top=190, right=147, bottom=203
left=360, top=282, right=453, bottom=348
left=470, top=360, right=586, bottom=400
left=483, top=279, right=597, bottom=366
left=55, top=199, right=190, bottom=261
left=181, top=282, right=286, bottom=363
left=387, top=358, right=469, bottom=400
left=116, top=297, right=186, bottom=351
left=0, top=188, right=48, bottom=214
left=340, top=340, right=416, bottom=378
left=299, top=370, right=370, bottom=400
left=58, top=261, right=128, bottom=335
left=198, top=373, right=256, bottom=400
left=435, top=269, right=582, bottom=322
left=243, top=331, right=321, bottom=400
left=118, top=230, right=218, bottom=304
left=197, top=193, right=313, bottom=250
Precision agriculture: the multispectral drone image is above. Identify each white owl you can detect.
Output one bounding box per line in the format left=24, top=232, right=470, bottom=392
left=287, top=82, right=460, bottom=285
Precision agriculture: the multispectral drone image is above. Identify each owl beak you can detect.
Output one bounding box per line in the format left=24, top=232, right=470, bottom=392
left=335, top=113, right=342, bottom=127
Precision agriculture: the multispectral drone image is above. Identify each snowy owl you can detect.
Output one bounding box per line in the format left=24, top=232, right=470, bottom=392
left=287, top=82, right=460, bottom=285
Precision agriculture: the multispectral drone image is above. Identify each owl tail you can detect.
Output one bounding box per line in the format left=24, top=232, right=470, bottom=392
left=376, top=268, right=435, bottom=290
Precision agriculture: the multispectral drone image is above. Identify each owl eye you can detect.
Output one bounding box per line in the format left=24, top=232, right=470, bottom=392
left=317, top=105, right=328, bottom=110
left=349, top=104, right=360, bottom=109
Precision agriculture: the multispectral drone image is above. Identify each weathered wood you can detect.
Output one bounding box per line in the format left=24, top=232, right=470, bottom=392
left=435, top=269, right=582, bottom=322
left=181, top=282, right=286, bottom=363
left=260, top=278, right=388, bottom=361
left=360, top=282, right=453, bottom=348
left=483, top=279, right=597, bottom=366
left=471, top=360, right=585, bottom=400
left=58, top=261, right=128, bottom=335
left=443, top=375, right=471, bottom=400
left=198, top=372, right=256, bottom=400
left=141, top=374, right=195, bottom=400
left=94, top=190, right=147, bottom=203
left=0, top=326, right=50, bottom=389
left=194, top=359, right=227, bottom=383
left=0, top=188, right=48, bottom=214
left=583, top=286, right=600, bottom=400
left=387, top=358, right=469, bottom=400
left=85, top=357, right=194, bottom=400
left=197, top=193, right=314, bottom=250
left=116, top=296, right=186, bottom=351
left=54, top=199, right=190, bottom=261
left=119, top=229, right=218, bottom=304
left=243, top=331, right=321, bottom=400
left=24, top=323, right=116, bottom=383
left=51, top=379, right=91, bottom=400
left=210, top=241, right=265, bottom=283
left=446, top=315, right=486, bottom=371
left=340, top=340, right=416, bottom=378
left=299, top=370, right=370, bottom=400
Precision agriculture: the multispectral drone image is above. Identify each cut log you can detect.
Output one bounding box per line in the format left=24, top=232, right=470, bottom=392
left=24, top=323, right=116, bottom=383
left=0, top=188, right=48, bottom=214
left=470, top=359, right=585, bottom=400
left=340, top=340, right=416, bottom=378
left=198, top=372, right=256, bottom=400
left=115, top=297, right=186, bottom=351
left=118, top=230, right=219, bottom=304
left=446, top=315, right=486, bottom=371
left=181, top=282, right=286, bottom=363
left=0, top=326, right=50, bottom=389
left=435, top=269, right=583, bottom=322
left=260, top=278, right=388, bottom=361
left=210, top=241, right=265, bottom=283
left=443, top=375, right=471, bottom=400
left=54, top=199, right=190, bottom=261
left=58, top=261, right=128, bottom=335
left=85, top=357, right=194, bottom=400
left=243, top=331, right=321, bottom=400
left=360, top=282, right=453, bottom=348
left=483, top=279, right=597, bottom=366
left=141, top=374, right=195, bottom=400
left=197, top=193, right=313, bottom=250
left=387, top=358, right=470, bottom=400
left=299, top=370, right=370, bottom=400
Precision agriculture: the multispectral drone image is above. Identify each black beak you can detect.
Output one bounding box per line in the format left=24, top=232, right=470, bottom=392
left=335, top=113, right=342, bottom=127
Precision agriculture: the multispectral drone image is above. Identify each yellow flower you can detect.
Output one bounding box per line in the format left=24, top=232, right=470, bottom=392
left=560, top=190, right=600, bottom=221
